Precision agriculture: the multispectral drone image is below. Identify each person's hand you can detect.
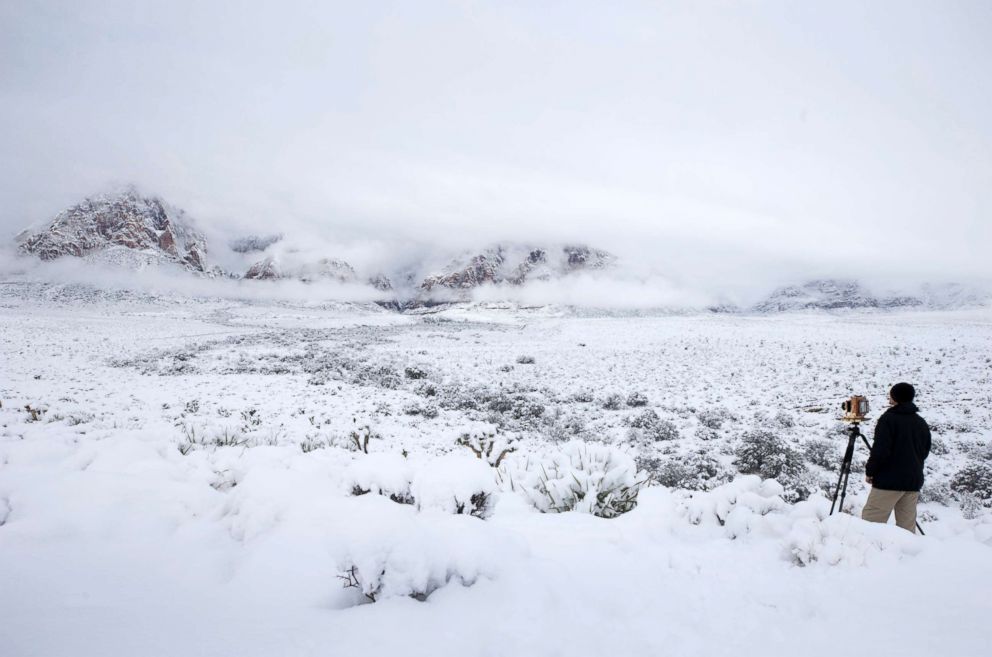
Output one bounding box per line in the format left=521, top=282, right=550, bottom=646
left=865, top=476, right=873, bottom=484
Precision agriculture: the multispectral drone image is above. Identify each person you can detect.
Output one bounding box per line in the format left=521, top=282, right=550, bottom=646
left=861, top=382, right=931, bottom=532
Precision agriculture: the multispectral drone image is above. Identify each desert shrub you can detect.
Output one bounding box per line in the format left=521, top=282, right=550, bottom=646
left=646, top=451, right=731, bottom=491
left=347, top=453, right=414, bottom=504
left=239, top=408, right=262, bottom=432
left=804, top=437, right=838, bottom=471
left=416, top=382, right=438, bottom=397
left=773, top=411, right=796, bottom=429
left=300, top=435, right=327, bottom=453
left=410, top=453, right=497, bottom=518
left=918, top=481, right=952, bottom=505
left=504, top=441, right=646, bottom=518
left=348, top=424, right=381, bottom=454
left=734, top=430, right=813, bottom=502
left=693, top=426, right=719, bottom=441
left=404, top=366, right=428, bottom=380
left=602, top=394, right=624, bottom=411
left=626, top=392, right=649, bottom=407
left=929, top=436, right=949, bottom=456
left=626, top=408, right=680, bottom=442
left=403, top=403, right=439, bottom=419
left=950, top=461, right=992, bottom=506
left=696, top=407, right=734, bottom=430
left=456, top=430, right=517, bottom=467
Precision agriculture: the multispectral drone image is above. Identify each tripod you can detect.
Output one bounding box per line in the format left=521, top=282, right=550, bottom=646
left=830, top=422, right=871, bottom=516
left=829, top=421, right=924, bottom=535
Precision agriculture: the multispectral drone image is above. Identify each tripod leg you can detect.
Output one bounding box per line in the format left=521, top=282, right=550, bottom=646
left=830, top=463, right=847, bottom=514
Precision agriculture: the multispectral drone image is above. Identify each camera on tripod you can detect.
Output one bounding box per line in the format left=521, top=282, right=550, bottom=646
left=840, top=395, right=869, bottom=423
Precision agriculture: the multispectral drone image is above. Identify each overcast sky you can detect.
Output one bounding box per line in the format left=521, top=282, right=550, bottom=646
left=1, top=0, right=990, bottom=287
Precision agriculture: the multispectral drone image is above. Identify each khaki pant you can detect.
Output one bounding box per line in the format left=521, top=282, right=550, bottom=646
left=861, top=488, right=919, bottom=532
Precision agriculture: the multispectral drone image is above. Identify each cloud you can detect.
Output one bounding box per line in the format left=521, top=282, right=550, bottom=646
left=1, top=1, right=990, bottom=291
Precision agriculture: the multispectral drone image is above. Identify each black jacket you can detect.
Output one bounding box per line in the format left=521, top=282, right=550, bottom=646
left=865, top=402, right=931, bottom=492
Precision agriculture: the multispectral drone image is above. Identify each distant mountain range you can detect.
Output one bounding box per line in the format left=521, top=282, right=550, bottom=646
left=12, top=188, right=989, bottom=312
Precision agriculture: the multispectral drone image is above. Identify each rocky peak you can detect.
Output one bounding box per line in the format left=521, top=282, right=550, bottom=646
left=421, top=244, right=614, bottom=294
left=752, top=279, right=924, bottom=312
left=17, top=188, right=207, bottom=272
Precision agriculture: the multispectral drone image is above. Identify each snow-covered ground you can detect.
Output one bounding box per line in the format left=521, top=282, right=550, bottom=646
left=2, top=281, right=991, bottom=657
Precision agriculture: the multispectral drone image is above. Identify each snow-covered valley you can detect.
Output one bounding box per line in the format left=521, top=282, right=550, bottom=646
left=2, top=281, right=991, bottom=657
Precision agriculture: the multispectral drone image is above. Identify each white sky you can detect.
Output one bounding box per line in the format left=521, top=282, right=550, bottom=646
left=1, top=0, right=990, bottom=287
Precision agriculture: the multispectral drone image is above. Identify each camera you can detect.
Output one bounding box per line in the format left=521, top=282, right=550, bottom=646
left=840, top=395, right=869, bottom=422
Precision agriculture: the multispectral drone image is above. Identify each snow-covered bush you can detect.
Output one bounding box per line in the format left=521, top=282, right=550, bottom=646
left=456, top=430, right=517, bottom=467
left=647, top=451, right=731, bottom=491
left=602, top=393, right=624, bottom=411
left=515, top=355, right=535, bottom=364
left=337, top=502, right=512, bottom=603
left=626, top=392, right=648, bottom=407
left=503, top=441, right=645, bottom=518
left=734, top=430, right=814, bottom=502
left=410, top=452, right=498, bottom=518
left=919, top=481, right=952, bottom=505
left=346, top=453, right=414, bottom=504
left=785, top=514, right=923, bottom=567
left=930, top=435, right=950, bottom=456
left=404, top=365, right=428, bottom=379
left=696, top=407, right=735, bottom=430
left=950, top=461, right=992, bottom=506
left=677, top=475, right=788, bottom=528
left=804, top=437, right=838, bottom=471
left=626, top=408, right=680, bottom=442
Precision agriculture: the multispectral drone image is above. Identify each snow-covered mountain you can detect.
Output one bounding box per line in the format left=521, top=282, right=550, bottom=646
left=11, top=190, right=988, bottom=312
left=16, top=188, right=208, bottom=272
left=420, top=244, right=614, bottom=294
left=752, top=280, right=917, bottom=312
left=244, top=256, right=358, bottom=283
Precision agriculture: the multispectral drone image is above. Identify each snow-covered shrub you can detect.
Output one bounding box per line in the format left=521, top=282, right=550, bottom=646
left=626, top=408, right=680, bottom=442
left=693, top=426, right=719, bottom=441
left=804, top=437, right=838, bottom=471
left=504, top=441, right=645, bottom=518
left=410, top=452, right=498, bottom=518
left=299, top=435, right=327, bottom=453
left=348, top=424, right=381, bottom=454
left=346, top=453, right=414, bottom=504
left=626, top=392, right=649, bottom=407
left=570, top=390, right=595, bottom=403
left=696, top=407, right=735, bottom=430
left=404, top=365, right=428, bottom=379
left=773, top=411, right=796, bottom=429
left=929, top=436, right=949, bottom=456
left=733, top=430, right=814, bottom=502
left=456, top=430, right=517, bottom=467
left=337, top=507, right=510, bottom=603
left=919, top=481, right=952, bottom=505
left=403, top=403, right=438, bottom=418
left=677, top=475, right=788, bottom=529
left=602, top=393, right=624, bottom=411
left=647, top=451, right=731, bottom=491
left=950, top=461, right=992, bottom=506
left=785, top=514, right=923, bottom=567
left=515, top=355, right=535, bottom=364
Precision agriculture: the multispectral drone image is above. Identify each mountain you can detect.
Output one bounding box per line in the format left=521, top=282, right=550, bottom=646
left=243, top=256, right=357, bottom=283
left=16, top=189, right=207, bottom=272
left=420, top=244, right=614, bottom=296
left=748, top=279, right=987, bottom=312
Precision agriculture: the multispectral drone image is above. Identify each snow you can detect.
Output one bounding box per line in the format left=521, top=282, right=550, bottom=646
left=1, top=280, right=991, bottom=657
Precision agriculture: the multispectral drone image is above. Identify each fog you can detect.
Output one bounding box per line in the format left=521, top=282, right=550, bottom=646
left=2, top=1, right=991, bottom=293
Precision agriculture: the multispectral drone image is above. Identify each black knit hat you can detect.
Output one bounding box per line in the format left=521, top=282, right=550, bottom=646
left=890, top=382, right=915, bottom=404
